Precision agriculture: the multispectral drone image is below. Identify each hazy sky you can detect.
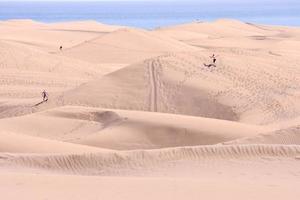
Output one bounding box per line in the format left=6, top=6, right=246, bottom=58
left=0, top=0, right=299, bottom=5
left=0, top=0, right=298, bottom=2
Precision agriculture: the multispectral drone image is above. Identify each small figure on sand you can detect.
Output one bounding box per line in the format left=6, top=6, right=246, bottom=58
left=33, top=90, right=49, bottom=107
left=203, top=54, right=218, bottom=68
left=210, top=54, right=217, bottom=64
left=59, top=46, right=63, bottom=51
left=42, top=90, right=48, bottom=102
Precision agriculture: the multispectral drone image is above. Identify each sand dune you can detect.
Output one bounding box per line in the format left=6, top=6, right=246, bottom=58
left=58, top=49, right=300, bottom=125
left=0, top=28, right=126, bottom=118
left=0, top=106, right=267, bottom=150
left=0, top=132, right=103, bottom=153
left=0, top=20, right=122, bottom=52
left=0, top=145, right=299, bottom=176
left=0, top=19, right=300, bottom=200
left=58, top=53, right=238, bottom=121
left=63, top=28, right=199, bottom=64
left=155, top=19, right=300, bottom=50
left=156, top=19, right=276, bottom=39
left=224, top=125, right=300, bottom=145
left=0, top=39, right=106, bottom=98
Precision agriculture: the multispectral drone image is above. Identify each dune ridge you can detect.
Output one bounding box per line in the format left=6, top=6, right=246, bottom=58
left=1, top=144, right=300, bottom=176
left=0, top=106, right=268, bottom=150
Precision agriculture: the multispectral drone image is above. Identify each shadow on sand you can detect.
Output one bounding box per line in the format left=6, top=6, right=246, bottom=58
left=203, top=63, right=216, bottom=68
left=34, top=99, right=48, bottom=107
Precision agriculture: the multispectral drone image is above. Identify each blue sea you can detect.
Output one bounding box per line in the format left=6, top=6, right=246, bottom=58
left=0, top=1, right=300, bottom=29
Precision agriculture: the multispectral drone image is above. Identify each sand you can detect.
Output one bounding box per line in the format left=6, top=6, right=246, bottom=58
left=0, top=19, right=300, bottom=200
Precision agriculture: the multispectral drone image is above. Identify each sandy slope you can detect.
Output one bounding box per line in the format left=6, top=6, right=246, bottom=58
left=155, top=19, right=300, bottom=49
left=59, top=49, right=300, bottom=125
left=1, top=172, right=299, bottom=200
left=63, top=28, right=199, bottom=64
left=0, top=20, right=122, bottom=52
left=0, top=132, right=103, bottom=153
left=1, top=144, right=300, bottom=174
left=0, top=21, right=127, bottom=118
left=58, top=55, right=237, bottom=121
left=0, top=145, right=300, bottom=199
left=223, top=125, right=300, bottom=145
left=0, top=19, right=300, bottom=200
left=0, top=106, right=268, bottom=150
left=0, top=40, right=102, bottom=97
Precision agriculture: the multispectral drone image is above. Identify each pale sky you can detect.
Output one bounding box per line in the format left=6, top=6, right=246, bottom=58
left=0, top=0, right=299, bottom=5
left=0, top=0, right=298, bottom=2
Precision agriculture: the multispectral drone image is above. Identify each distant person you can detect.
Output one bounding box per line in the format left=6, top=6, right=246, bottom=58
left=210, top=54, right=217, bottom=64
left=203, top=54, right=217, bottom=68
left=60, top=46, right=63, bottom=51
left=42, top=90, right=48, bottom=101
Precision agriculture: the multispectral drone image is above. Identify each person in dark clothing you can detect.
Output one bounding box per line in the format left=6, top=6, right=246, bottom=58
left=42, top=90, right=48, bottom=101
left=210, top=54, right=217, bottom=63
left=203, top=54, right=218, bottom=68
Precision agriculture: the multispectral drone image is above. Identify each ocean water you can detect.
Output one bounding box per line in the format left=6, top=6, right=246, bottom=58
left=0, top=1, right=300, bottom=29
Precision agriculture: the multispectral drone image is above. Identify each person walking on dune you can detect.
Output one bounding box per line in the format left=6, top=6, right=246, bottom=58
left=210, top=54, right=217, bottom=64
left=42, top=90, right=48, bottom=102
left=203, top=54, right=218, bottom=68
